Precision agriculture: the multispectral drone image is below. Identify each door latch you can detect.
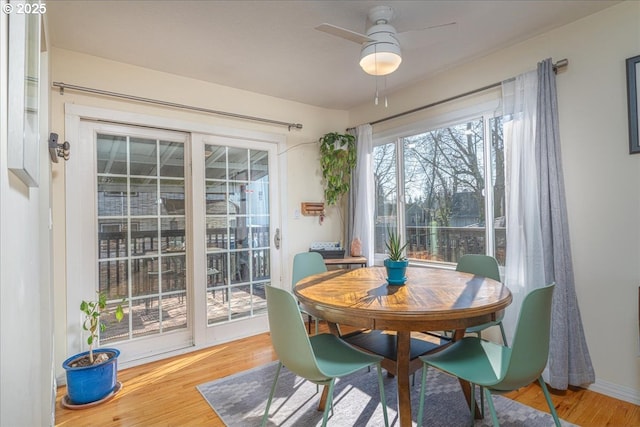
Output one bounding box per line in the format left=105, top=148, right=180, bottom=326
left=274, top=228, right=281, bottom=249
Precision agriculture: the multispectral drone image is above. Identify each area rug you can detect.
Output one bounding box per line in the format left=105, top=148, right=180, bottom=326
left=197, top=361, right=575, bottom=426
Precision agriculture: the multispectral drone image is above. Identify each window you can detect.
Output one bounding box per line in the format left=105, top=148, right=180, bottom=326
left=96, top=133, right=188, bottom=344
left=204, top=146, right=270, bottom=324
left=373, top=113, right=505, bottom=265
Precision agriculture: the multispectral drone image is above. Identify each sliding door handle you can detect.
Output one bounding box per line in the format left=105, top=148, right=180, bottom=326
left=274, top=228, right=281, bottom=249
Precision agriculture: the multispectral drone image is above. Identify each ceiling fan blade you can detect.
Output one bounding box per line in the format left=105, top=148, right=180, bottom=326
left=399, top=21, right=458, bottom=36
left=397, top=22, right=459, bottom=50
left=414, top=21, right=457, bottom=32
left=315, top=23, right=373, bottom=45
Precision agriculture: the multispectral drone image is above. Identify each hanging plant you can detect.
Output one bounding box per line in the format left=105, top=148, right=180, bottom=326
left=319, top=132, right=357, bottom=206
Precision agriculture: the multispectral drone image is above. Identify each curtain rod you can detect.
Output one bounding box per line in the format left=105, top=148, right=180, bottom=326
left=52, top=82, right=304, bottom=131
left=364, top=58, right=568, bottom=127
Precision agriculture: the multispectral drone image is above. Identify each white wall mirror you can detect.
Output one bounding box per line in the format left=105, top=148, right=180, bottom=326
left=7, top=3, right=41, bottom=187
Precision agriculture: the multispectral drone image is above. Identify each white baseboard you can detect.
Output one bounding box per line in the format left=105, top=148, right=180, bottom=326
left=588, top=379, right=640, bottom=405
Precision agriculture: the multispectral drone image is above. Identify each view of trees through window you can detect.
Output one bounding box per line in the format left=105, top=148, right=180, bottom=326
left=374, top=116, right=506, bottom=265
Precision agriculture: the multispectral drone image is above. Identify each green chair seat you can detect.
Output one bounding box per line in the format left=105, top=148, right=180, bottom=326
left=311, top=334, right=386, bottom=378
left=262, top=285, right=389, bottom=427
left=420, top=337, right=511, bottom=387
left=417, top=284, right=560, bottom=427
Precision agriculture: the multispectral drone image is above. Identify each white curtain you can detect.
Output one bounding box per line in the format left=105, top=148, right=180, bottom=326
left=501, top=70, right=545, bottom=343
left=350, top=124, right=375, bottom=265
left=502, top=59, right=595, bottom=389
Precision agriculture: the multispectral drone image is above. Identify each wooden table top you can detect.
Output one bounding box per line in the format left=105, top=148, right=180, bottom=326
left=294, top=266, right=512, bottom=332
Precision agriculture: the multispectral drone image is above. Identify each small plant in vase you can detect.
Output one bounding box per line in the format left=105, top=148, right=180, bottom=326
left=384, top=228, right=409, bottom=285
left=80, top=293, right=124, bottom=365
left=62, top=292, right=126, bottom=406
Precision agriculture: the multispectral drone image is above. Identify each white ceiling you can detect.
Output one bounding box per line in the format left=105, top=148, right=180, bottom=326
left=46, top=0, right=619, bottom=110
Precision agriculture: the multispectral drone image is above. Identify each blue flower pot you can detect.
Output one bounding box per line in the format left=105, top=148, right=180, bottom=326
left=62, top=348, right=120, bottom=405
left=384, top=258, right=408, bottom=285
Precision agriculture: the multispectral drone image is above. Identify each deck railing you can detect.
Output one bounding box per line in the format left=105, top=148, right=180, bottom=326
left=375, top=225, right=506, bottom=265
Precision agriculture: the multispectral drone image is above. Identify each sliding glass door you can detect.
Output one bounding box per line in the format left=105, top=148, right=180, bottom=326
left=203, top=145, right=270, bottom=325
left=67, top=120, right=280, bottom=364
left=96, top=132, right=189, bottom=344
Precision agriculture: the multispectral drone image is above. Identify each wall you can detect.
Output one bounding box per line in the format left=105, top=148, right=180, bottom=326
left=49, top=47, right=349, bottom=379
left=47, top=0, right=640, bottom=405
left=349, top=0, right=640, bottom=403
left=0, top=7, right=55, bottom=426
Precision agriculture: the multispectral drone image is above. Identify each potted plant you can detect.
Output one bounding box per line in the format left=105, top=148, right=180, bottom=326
left=62, top=292, right=125, bottom=406
left=384, top=228, right=409, bottom=285
left=318, top=132, right=357, bottom=206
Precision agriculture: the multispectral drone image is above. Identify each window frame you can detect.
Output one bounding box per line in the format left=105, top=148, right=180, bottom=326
left=372, top=99, right=502, bottom=268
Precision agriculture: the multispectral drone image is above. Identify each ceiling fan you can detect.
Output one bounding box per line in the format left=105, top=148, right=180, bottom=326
left=315, top=5, right=456, bottom=76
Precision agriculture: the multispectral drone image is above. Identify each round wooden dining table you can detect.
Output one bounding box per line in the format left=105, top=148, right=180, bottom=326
left=294, top=266, right=512, bottom=427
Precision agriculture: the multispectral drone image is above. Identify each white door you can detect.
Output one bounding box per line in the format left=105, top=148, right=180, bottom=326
left=66, top=120, right=281, bottom=364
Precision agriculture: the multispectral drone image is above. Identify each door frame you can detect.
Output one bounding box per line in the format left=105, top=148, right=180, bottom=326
left=63, top=103, right=285, bottom=368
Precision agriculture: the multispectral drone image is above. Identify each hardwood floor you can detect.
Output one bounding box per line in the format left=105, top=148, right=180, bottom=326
left=56, top=326, right=639, bottom=426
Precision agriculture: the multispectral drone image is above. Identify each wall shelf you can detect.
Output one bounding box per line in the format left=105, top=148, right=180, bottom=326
left=301, top=202, right=325, bottom=216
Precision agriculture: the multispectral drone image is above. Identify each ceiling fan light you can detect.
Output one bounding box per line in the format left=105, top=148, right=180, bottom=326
left=359, top=42, right=402, bottom=76
left=360, top=51, right=402, bottom=75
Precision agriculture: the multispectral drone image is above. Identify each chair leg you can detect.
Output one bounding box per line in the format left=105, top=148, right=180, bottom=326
left=538, top=376, right=561, bottom=427
left=417, top=365, right=428, bottom=427
left=314, top=317, right=319, bottom=335
left=498, top=322, right=508, bottom=346
left=375, top=364, right=389, bottom=427
left=484, top=387, right=500, bottom=427
left=321, top=379, right=336, bottom=427
left=469, top=383, right=476, bottom=426
left=261, top=362, right=282, bottom=427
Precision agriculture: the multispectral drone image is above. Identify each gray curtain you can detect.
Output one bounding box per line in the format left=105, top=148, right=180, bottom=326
left=536, top=58, right=595, bottom=389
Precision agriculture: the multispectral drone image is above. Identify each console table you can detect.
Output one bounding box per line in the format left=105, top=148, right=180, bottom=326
left=323, top=256, right=367, bottom=268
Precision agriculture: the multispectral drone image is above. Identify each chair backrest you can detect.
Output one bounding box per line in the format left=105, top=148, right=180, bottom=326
left=291, top=252, right=327, bottom=290
left=494, top=284, right=555, bottom=391
left=455, top=254, right=501, bottom=282
left=265, top=285, right=327, bottom=382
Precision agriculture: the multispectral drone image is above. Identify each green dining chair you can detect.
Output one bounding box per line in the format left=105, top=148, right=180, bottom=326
left=292, top=252, right=327, bottom=335
left=262, top=285, right=389, bottom=427
left=456, top=254, right=508, bottom=345
left=417, top=284, right=560, bottom=427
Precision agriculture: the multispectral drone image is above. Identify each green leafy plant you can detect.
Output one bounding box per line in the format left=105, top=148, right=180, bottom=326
left=319, top=132, right=357, bottom=206
left=385, top=228, right=408, bottom=261
left=81, top=293, right=125, bottom=364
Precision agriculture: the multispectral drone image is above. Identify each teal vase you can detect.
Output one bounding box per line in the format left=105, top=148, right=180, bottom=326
left=384, top=258, right=408, bottom=285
